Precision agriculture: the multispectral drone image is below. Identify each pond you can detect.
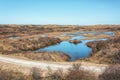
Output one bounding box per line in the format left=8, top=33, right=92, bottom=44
left=38, top=40, right=92, bottom=61
left=8, top=36, right=21, bottom=39
left=37, top=31, right=114, bottom=61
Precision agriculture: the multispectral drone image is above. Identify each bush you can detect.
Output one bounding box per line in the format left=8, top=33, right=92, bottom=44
left=86, top=36, right=120, bottom=64
left=47, top=68, right=64, bottom=80
left=0, top=64, right=100, bottom=80
left=11, top=51, right=70, bottom=62
left=47, top=64, right=97, bottom=80
left=64, top=64, right=97, bottom=80
left=0, top=69, right=32, bottom=80
left=99, top=66, right=120, bottom=80
left=31, top=67, right=42, bottom=80
left=10, top=37, right=61, bottom=51
left=35, top=64, right=97, bottom=80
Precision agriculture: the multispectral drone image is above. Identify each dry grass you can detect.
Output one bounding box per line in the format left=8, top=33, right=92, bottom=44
left=86, top=36, right=120, bottom=64
left=0, top=69, right=32, bottom=80
left=99, top=65, right=120, bottom=80
left=64, top=64, right=97, bottom=80
left=31, top=64, right=97, bottom=80
left=0, top=24, right=120, bottom=39
left=1, top=25, right=120, bottom=79
left=0, top=63, right=97, bottom=80
left=10, top=52, right=70, bottom=62
left=8, top=36, right=61, bottom=51
left=1, top=62, right=120, bottom=80
left=0, top=61, right=32, bottom=76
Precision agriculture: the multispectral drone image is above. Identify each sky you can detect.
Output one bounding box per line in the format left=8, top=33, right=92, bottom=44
left=0, top=0, right=120, bottom=25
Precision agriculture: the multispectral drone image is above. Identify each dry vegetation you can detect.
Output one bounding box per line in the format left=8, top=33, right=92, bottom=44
left=0, top=25, right=120, bottom=79
left=0, top=34, right=68, bottom=62
left=99, top=65, right=120, bottom=80
left=1, top=25, right=120, bottom=62
left=0, top=24, right=120, bottom=38
left=0, top=36, right=61, bottom=52
left=9, top=52, right=70, bottom=62
left=0, top=69, right=32, bottom=80
left=0, top=64, right=97, bottom=80
left=1, top=64, right=120, bottom=80
left=0, top=24, right=82, bottom=61
left=9, top=37, right=61, bottom=51
left=86, top=36, right=120, bottom=64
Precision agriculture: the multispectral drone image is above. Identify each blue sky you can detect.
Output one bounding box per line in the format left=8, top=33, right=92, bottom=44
left=0, top=0, right=120, bottom=25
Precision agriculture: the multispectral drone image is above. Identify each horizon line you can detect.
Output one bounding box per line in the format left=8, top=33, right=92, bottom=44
left=0, top=24, right=120, bottom=26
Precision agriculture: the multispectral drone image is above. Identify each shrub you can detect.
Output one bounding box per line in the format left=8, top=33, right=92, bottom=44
left=11, top=51, right=70, bottom=62
left=99, top=66, right=120, bottom=80
left=0, top=69, right=32, bottom=80
left=47, top=67, right=64, bottom=80
left=40, top=64, right=97, bottom=80
left=86, top=36, right=120, bottom=64
left=64, top=64, right=97, bottom=80
left=0, top=64, right=98, bottom=80
left=31, top=67, right=42, bottom=80
left=9, top=37, right=61, bottom=51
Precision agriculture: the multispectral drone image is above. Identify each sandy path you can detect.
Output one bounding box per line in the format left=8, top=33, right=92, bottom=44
left=0, top=56, right=106, bottom=74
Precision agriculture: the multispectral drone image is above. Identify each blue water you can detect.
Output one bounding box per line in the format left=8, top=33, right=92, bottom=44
left=9, top=36, right=21, bottom=39
left=75, top=31, right=114, bottom=36
left=70, top=35, right=85, bottom=40
left=37, top=31, right=114, bottom=61
left=104, top=32, right=114, bottom=36
left=38, top=40, right=92, bottom=61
